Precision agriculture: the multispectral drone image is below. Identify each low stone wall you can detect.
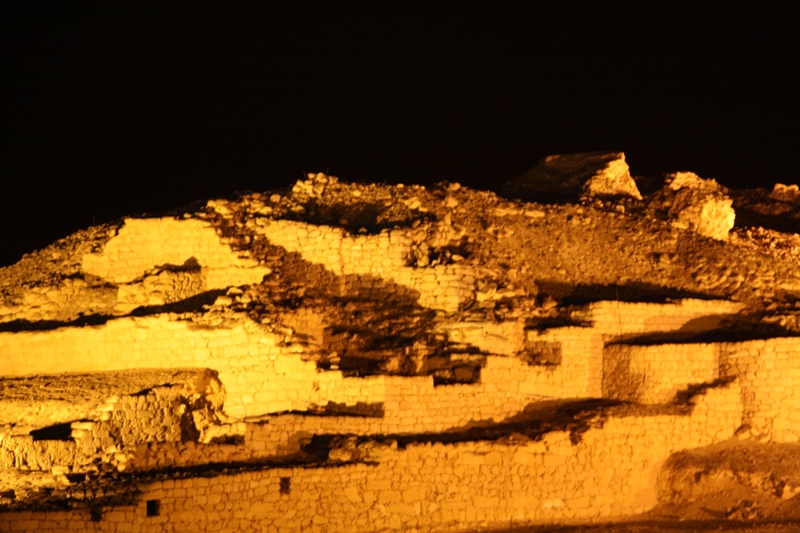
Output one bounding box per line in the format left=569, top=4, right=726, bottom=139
left=0, top=382, right=742, bottom=532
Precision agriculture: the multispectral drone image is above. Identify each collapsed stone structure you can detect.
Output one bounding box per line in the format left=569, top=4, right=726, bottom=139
left=1, top=153, right=799, bottom=531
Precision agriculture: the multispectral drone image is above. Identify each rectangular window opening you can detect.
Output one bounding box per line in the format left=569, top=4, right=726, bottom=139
left=90, top=507, right=103, bottom=522
left=279, top=477, right=291, bottom=495
left=146, top=499, right=161, bottom=517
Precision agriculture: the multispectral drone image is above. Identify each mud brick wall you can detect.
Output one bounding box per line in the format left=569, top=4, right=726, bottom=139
left=603, top=343, right=719, bottom=404
left=252, top=219, right=476, bottom=313
left=0, top=383, right=742, bottom=532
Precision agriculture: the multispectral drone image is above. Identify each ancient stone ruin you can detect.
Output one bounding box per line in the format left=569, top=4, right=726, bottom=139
left=1, top=152, right=799, bottom=531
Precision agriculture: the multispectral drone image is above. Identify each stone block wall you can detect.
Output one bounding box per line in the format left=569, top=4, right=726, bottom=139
left=0, top=315, right=559, bottom=428
left=252, top=219, right=476, bottom=313
left=600, top=336, right=800, bottom=442
left=578, top=299, right=746, bottom=340
left=0, top=382, right=742, bottom=532
left=0, top=299, right=757, bottom=428
left=131, top=354, right=565, bottom=470
left=524, top=327, right=605, bottom=398
left=718, top=337, right=800, bottom=442
left=115, top=268, right=206, bottom=314
left=81, top=217, right=270, bottom=287
left=603, top=343, right=719, bottom=404
left=1, top=384, right=191, bottom=477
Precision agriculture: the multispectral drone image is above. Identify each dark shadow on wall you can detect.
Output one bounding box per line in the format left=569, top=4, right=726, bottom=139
left=30, top=422, right=74, bottom=441
left=0, top=289, right=231, bottom=333
left=284, top=196, right=438, bottom=236
left=297, top=398, right=624, bottom=453
left=538, top=281, right=717, bottom=305
left=0, top=313, right=114, bottom=333
left=611, top=319, right=800, bottom=346
left=128, top=289, right=229, bottom=316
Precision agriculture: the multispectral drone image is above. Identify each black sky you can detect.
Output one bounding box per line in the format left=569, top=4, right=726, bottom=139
left=2, top=2, right=798, bottom=267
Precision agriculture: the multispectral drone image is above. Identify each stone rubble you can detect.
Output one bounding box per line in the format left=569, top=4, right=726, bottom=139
left=502, top=151, right=643, bottom=203
left=650, top=172, right=736, bottom=240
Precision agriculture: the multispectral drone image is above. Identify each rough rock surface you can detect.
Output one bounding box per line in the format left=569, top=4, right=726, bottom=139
left=730, top=183, right=800, bottom=237
left=502, top=151, right=643, bottom=203
left=0, top=155, right=799, bottom=532
left=648, top=172, right=736, bottom=240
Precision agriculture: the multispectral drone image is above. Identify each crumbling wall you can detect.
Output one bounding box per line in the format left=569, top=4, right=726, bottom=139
left=115, top=267, right=206, bottom=314
left=0, top=435, right=80, bottom=473
left=440, top=319, right=525, bottom=356
left=0, top=217, right=271, bottom=323
left=0, top=382, right=742, bottom=532
left=0, top=277, right=118, bottom=324
left=578, top=299, right=745, bottom=340
left=0, top=316, right=557, bottom=425
left=601, top=336, right=800, bottom=442
left=118, top=355, right=567, bottom=470
left=0, top=300, right=751, bottom=423
left=1, top=383, right=198, bottom=477
left=81, top=217, right=270, bottom=287
left=603, top=343, right=719, bottom=404
left=718, top=337, right=800, bottom=442
left=252, top=219, right=475, bottom=313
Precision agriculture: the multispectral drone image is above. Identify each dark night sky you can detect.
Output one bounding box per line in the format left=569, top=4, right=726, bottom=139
left=2, top=3, right=798, bottom=267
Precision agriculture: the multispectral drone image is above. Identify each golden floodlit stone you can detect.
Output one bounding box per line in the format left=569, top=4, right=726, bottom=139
left=1, top=159, right=799, bottom=531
